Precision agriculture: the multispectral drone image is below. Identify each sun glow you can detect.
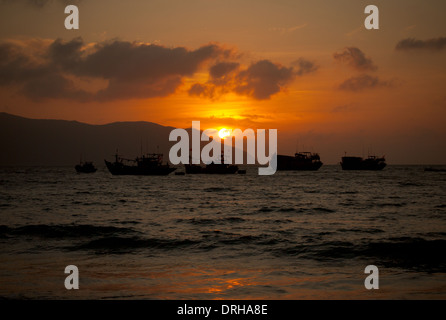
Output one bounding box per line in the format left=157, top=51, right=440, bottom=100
left=218, top=128, right=231, bottom=139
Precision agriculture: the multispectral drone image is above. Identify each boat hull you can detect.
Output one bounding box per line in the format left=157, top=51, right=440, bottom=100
left=341, top=156, right=386, bottom=170
left=277, top=154, right=323, bottom=171
left=75, top=164, right=97, bottom=173
left=105, top=160, right=176, bottom=176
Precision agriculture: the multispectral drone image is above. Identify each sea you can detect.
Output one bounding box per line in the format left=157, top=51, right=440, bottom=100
left=0, top=165, right=445, bottom=299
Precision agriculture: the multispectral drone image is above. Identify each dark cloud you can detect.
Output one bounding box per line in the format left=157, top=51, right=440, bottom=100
left=185, top=61, right=241, bottom=99
left=333, top=47, right=377, bottom=71
left=48, top=37, right=83, bottom=70
left=78, top=40, right=224, bottom=81
left=396, top=37, right=446, bottom=51
left=234, top=60, right=294, bottom=100
left=209, top=62, right=240, bottom=80
left=207, top=61, right=240, bottom=91
left=0, top=42, right=49, bottom=86
left=188, top=83, right=215, bottom=99
left=1, top=37, right=299, bottom=102
left=22, top=73, right=89, bottom=101
left=189, top=59, right=296, bottom=100
left=78, top=40, right=225, bottom=100
left=338, top=74, right=394, bottom=92
left=0, top=38, right=230, bottom=101
left=0, top=40, right=89, bottom=101
left=292, top=58, right=318, bottom=76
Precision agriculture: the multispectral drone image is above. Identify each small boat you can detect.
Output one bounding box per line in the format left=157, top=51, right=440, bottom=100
left=277, top=152, right=323, bottom=171
left=75, top=161, right=97, bottom=173
left=105, top=152, right=176, bottom=176
left=341, top=155, right=386, bottom=170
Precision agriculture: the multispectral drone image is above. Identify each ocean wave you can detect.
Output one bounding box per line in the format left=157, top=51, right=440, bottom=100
left=281, top=237, right=446, bottom=272
left=376, top=202, right=407, bottom=208
left=337, top=228, right=385, bottom=234
left=360, top=238, right=446, bottom=272
left=312, top=207, right=336, bottom=213
left=277, top=207, right=296, bottom=212
left=177, top=217, right=246, bottom=225
left=203, top=187, right=236, bottom=193
left=186, top=218, right=216, bottom=225
left=70, top=236, right=200, bottom=253
left=258, top=207, right=274, bottom=212
left=0, top=224, right=138, bottom=239
left=199, top=232, right=289, bottom=248
left=339, top=191, right=358, bottom=194
left=218, top=234, right=266, bottom=245
left=223, top=217, right=245, bottom=223
left=264, top=219, right=294, bottom=224
left=304, top=189, right=320, bottom=194
left=398, top=181, right=423, bottom=187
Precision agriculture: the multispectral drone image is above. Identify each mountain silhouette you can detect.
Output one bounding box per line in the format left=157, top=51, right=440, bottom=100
left=0, top=112, right=178, bottom=166
left=0, top=112, right=252, bottom=166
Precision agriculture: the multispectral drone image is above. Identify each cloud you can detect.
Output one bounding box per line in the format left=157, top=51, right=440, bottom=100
left=189, top=59, right=296, bottom=100
left=209, top=62, right=239, bottom=82
left=234, top=60, right=294, bottom=100
left=338, top=74, right=395, bottom=92
left=333, top=47, right=377, bottom=71
left=0, top=37, right=300, bottom=102
left=22, top=73, right=90, bottom=101
left=187, top=61, right=240, bottom=99
left=0, top=37, right=231, bottom=101
left=395, top=37, right=446, bottom=51
left=0, top=41, right=49, bottom=86
left=291, top=58, right=318, bottom=76
left=188, top=83, right=215, bottom=99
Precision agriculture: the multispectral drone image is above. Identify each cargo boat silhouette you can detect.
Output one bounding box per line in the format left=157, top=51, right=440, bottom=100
left=277, top=152, right=323, bottom=171
left=75, top=161, right=97, bottom=173
left=340, top=155, right=386, bottom=170
left=105, top=152, right=176, bottom=175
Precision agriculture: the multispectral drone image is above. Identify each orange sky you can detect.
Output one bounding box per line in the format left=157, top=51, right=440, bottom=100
left=0, top=0, right=445, bottom=164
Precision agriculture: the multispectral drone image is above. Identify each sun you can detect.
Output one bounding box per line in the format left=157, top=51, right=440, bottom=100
left=218, top=128, right=231, bottom=139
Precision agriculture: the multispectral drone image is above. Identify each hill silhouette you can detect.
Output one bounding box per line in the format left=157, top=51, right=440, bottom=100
left=0, top=112, right=178, bottom=166
left=0, top=112, right=252, bottom=166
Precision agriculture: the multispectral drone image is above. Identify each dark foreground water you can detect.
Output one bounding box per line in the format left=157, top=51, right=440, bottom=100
left=0, top=165, right=445, bottom=299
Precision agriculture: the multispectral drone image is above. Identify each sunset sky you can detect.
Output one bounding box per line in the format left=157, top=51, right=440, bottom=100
left=1, top=0, right=445, bottom=164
